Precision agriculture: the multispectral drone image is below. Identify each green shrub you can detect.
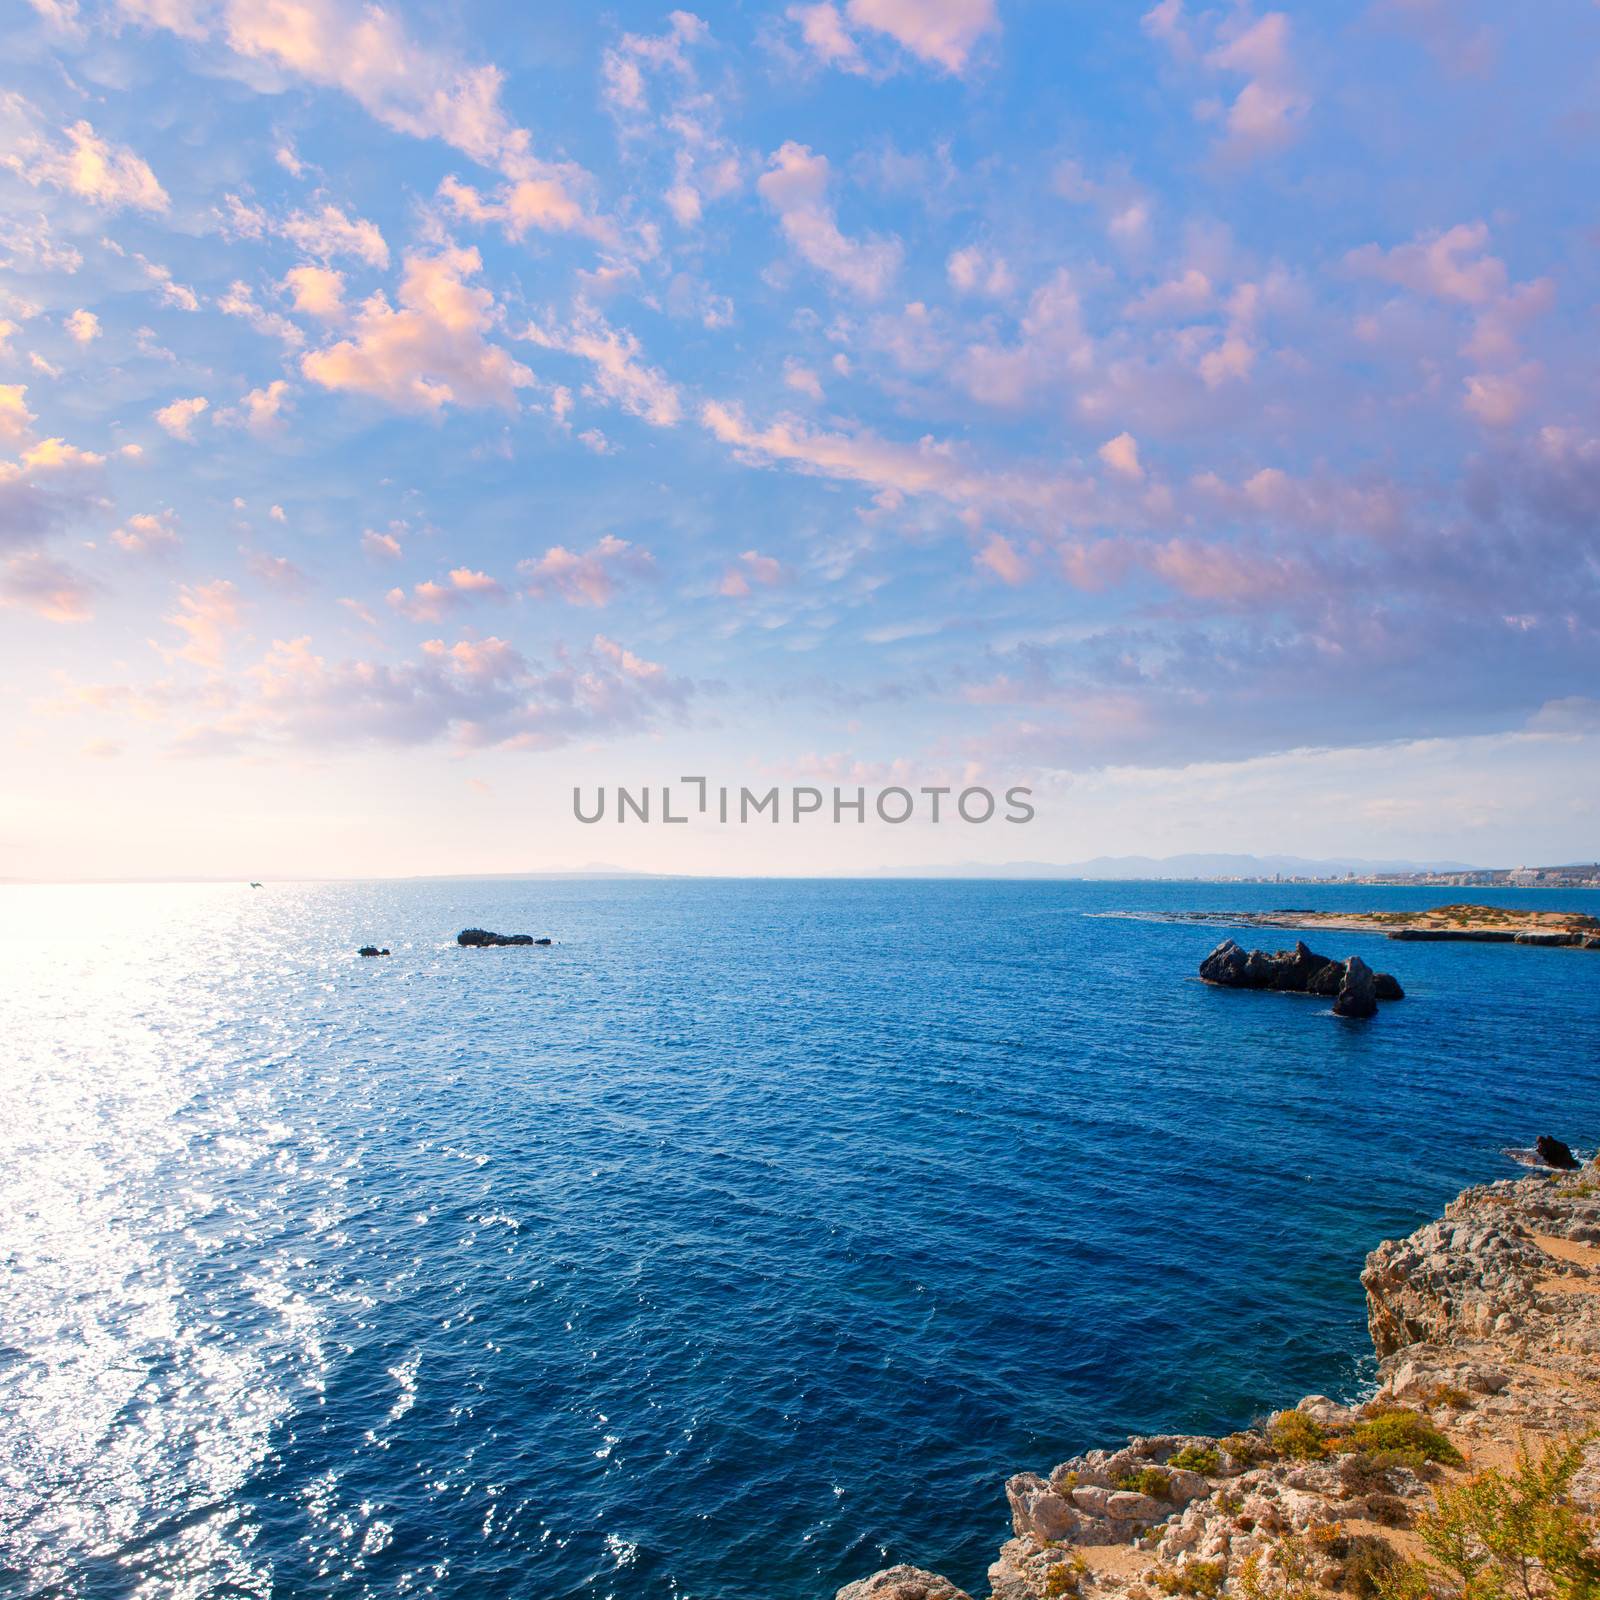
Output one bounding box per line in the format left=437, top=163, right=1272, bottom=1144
left=1169, top=1444, right=1223, bottom=1475
left=1042, top=1555, right=1086, bottom=1597
left=1115, top=1466, right=1174, bottom=1499
left=1373, top=1436, right=1600, bottom=1600
left=1270, top=1411, right=1331, bottom=1461
left=1346, top=1408, right=1462, bottom=1468
left=1154, top=1561, right=1227, bottom=1597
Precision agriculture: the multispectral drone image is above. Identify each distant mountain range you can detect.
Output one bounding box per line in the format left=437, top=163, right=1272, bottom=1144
left=860, top=853, right=1481, bottom=880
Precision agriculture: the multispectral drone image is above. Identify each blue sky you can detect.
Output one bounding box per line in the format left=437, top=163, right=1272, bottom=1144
left=2, top=0, right=1598, bottom=878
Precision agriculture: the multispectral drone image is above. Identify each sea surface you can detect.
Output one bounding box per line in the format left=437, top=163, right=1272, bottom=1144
left=3, top=877, right=1599, bottom=1600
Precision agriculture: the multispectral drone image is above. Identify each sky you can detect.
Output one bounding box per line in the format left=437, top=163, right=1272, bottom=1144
left=1, top=0, right=1598, bottom=879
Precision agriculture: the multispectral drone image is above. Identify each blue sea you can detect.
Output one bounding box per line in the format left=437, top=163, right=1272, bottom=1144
left=3, top=877, right=1598, bottom=1600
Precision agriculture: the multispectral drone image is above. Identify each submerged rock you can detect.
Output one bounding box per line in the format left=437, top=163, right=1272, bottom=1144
left=457, top=928, right=538, bottom=947
left=1199, top=940, right=1402, bottom=1011
left=358, top=945, right=390, bottom=957
left=1535, top=1134, right=1580, bottom=1170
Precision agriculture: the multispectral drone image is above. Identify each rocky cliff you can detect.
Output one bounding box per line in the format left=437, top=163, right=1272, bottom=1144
left=836, top=1158, right=1600, bottom=1600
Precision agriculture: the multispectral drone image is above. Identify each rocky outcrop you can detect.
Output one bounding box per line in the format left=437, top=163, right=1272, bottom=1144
left=1198, top=940, right=1403, bottom=1010
left=456, top=928, right=551, bottom=947
left=836, top=1569, right=974, bottom=1600
left=358, top=945, right=391, bottom=957
left=1536, top=1134, right=1579, bottom=1170
left=1332, top=954, right=1377, bottom=1018
left=833, top=1151, right=1600, bottom=1600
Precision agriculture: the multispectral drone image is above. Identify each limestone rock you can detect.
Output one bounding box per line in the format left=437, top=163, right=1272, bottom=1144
left=835, top=1567, right=973, bottom=1600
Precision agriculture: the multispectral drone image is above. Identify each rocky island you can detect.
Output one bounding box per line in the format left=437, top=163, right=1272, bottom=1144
left=1198, top=940, right=1403, bottom=1018
left=836, top=1150, right=1600, bottom=1600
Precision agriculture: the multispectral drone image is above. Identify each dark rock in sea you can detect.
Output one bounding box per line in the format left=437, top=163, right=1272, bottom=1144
left=1535, top=1134, right=1580, bottom=1170
left=1307, top=960, right=1344, bottom=997
left=1333, top=954, right=1378, bottom=1019
left=358, top=945, right=390, bottom=957
left=1200, top=940, right=1401, bottom=1014
left=535, top=937, right=553, bottom=946
left=1198, top=938, right=1251, bottom=986
left=457, top=928, right=538, bottom=947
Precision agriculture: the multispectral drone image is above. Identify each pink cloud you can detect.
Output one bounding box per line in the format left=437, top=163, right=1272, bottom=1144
left=758, top=142, right=902, bottom=300
left=386, top=567, right=506, bottom=621
left=521, top=534, right=655, bottom=606
left=0, top=551, right=95, bottom=621
left=718, top=549, right=786, bottom=597
left=160, top=579, right=243, bottom=670
left=975, top=533, right=1029, bottom=585
left=302, top=247, right=533, bottom=414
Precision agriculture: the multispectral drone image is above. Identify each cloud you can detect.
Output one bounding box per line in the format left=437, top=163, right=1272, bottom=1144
left=161, top=579, right=242, bottom=669
left=791, top=0, right=999, bottom=75
left=957, top=269, right=1092, bottom=408
left=361, top=526, right=404, bottom=560
left=217, top=280, right=304, bottom=346
left=0, top=384, right=37, bottom=443
left=786, top=4, right=867, bottom=74
left=947, top=246, right=1014, bottom=298
left=1098, top=432, right=1144, bottom=480
left=4, top=116, right=169, bottom=211
left=116, top=0, right=611, bottom=245
left=1206, top=13, right=1310, bottom=157
left=154, top=395, right=209, bottom=439
left=521, top=305, right=683, bottom=426
left=783, top=359, right=824, bottom=400
left=1463, top=364, right=1537, bottom=428
left=1125, top=268, right=1213, bottom=320
left=975, top=532, right=1029, bottom=585
left=758, top=142, right=902, bottom=300
left=602, top=6, right=707, bottom=111
left=1345, top=221, right=1507, bottom=306
left=65, top=308, right=100, bottom=343
left=302, top=246, right=533, bottom=413
left=0, top=551, right=94, bottom=620
left=283, top=264, right=346, bottom=320
left=282, top=203, right=389, bottom=267
left=520, top=534, right=655, bottom=606
left=111, top=509, right=180, bottom=554
left=21, top=438, right=105, bottom=471
left=717, top=548, right=785, bottom=597
left=386, top=566, right=506, bottom=621
left=217, top=379, right=293, bottom=433
left=137, top=629, right=693, bottom=754
left=601, top=11, right=742, bottom=229
left=248, top=552, right=310, bottom=591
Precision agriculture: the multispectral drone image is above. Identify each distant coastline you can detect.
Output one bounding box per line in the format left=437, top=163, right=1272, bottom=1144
left=5, top=859, right=1600, bottom=888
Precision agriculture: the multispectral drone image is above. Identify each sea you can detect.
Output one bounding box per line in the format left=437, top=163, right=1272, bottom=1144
left=3, top=877, right=1598, bottom=1600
